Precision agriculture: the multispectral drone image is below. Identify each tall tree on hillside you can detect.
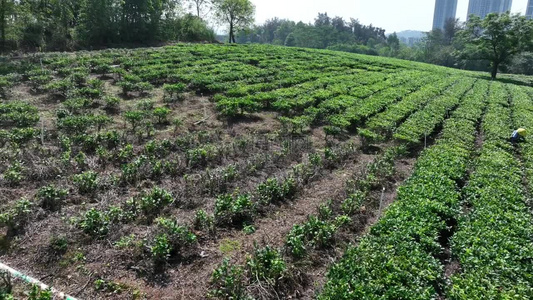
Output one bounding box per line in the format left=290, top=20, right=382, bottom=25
left=212, top=0, right=254, bottom=43
left=458, top=12, right=533, bottom=79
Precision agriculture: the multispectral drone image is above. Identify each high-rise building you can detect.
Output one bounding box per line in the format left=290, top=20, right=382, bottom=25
left=433, top=0, right=458, bottom=30
left=467, top=0, right=513, bottom=19
left=527, top=0, right=533, bottom=19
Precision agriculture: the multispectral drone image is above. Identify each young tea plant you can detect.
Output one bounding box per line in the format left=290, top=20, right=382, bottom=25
left=209, top=258, right=248, bottom=300
left=73, top=171, right=99, bottom=195
left=37, top=185, right=68, bottom=212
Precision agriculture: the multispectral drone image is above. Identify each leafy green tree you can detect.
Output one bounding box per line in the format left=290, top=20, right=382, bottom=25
left=387, top=32, right=400, bottom=53
left=212, top=0, right=255, bottom=43
left=458, top=12, right=533, bottom=79
left=77, top=0, right=117, bottom=45
left=0, top=0, right=13, bottom=52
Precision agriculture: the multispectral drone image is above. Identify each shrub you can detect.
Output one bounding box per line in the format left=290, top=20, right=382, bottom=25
left=44, top=79, right=73, bottom=98
left=63, top=97, right=92, bottom=114
left=76, top=87, right=102, bottom=99
left=73, top=171, right=99, bottom=194
left=286, top=215, right=350, bottom=258
left=163, top=83, right=186, bottom=102
left=118, top=144, right=134, bottom=162
left=0, top=102, right=40, bottom=127
left=150, top=234, right=172, bottom=265
left=341, top=190, right=366, bottom=215
left=194, top=209, right=214, bottom=231
left=57, top=115, right=94, bottom=134
left=93, top=115, right=112, bottom=131
left=104, top=96, right=120, bottom=112
left=37, top=185, right=68, bottom=211
left=123, top=111, right=144, bottom=131
left=3, top=161, right=24, bottom=186
left=137, top=99, right=155, bottom=111
left=94, top=278, right=124, bottom=294
left=138, top=187, right=174, bottom=218
left=214, top=194, right=254, bottom=226
left=0, top=198, right=32, bottom=236
left=209, top=259, right=248, bottom=300
left=153, top=107, right=171, bottom=124
left=246, top=246, right=287, bottom=286
left=150, top=218, right=197, bottom=266
left=78, top=208, right=109, bottom=237
left=256, top=177, right=297, bottom=205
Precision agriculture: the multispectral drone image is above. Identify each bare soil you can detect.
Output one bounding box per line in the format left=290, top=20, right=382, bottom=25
left=0, top=78, right=420, bottom=300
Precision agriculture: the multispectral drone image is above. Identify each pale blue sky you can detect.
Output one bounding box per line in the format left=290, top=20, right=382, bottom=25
left=251, top=0, right=529, bottom=33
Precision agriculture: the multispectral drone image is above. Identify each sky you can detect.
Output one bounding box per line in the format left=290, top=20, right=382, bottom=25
left=251, top=0, right=530, bottom=33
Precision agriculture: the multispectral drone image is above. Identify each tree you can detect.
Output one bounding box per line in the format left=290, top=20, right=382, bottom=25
left=0, top=0, right=15, bottom=52
left=458, top=12, right=533, bottom=79
left=0, top=0, right=8, bottom=52
left=188, top=0, right=209, bottom=18
left=443, top=18, right=460, bottom=45
left=212, top=0, right=254, bottom=43
left=387, top=32, right=400, bottom=52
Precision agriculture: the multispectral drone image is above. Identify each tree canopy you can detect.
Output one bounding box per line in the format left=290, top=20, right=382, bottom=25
left=0, top=0, right=215, bottom=52
left=212, top=0, right=255, bottom=43
left=458, top=12, right=533, bottom=78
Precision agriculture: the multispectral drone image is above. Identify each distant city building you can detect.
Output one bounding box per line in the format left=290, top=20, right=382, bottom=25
left=399, top=36, right=422, bottom=47
left=433, top=0, right=458, bottom=31
left=467, top=0, right=513, bottom=19
left=527, top=0, right=533, bottom=19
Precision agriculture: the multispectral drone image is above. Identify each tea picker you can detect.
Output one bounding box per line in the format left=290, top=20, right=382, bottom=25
left=510, top=128, right=527, bottom=143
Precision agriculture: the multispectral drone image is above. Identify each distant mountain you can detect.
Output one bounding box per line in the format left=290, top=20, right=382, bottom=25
left=392, top=30, right=426, bottom=39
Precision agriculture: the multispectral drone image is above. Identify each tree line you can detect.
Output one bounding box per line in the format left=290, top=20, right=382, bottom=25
left=238, top=12, right=533, bottom=78
left=1, top=0, right=532, bottom=78
left=397, top=13, right=533, bottom=78
left=0, top=0, right=222, bottom=52
left=236, top=13, right=401, bottom=57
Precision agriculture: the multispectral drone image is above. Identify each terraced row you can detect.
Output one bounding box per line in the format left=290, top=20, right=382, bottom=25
left=319, top=80, right=490, bottom=299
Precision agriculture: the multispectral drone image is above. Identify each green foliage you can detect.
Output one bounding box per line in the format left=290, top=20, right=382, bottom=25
left=212, top=0, right=255, bottom=43
left=150, top=217, right=197, bottom=265
left=0, top=198, right=32, bottom=236
left=73, top=171, right=99, bottom=194
left=138, top=187, right=174, bottom=218
left=79, top=208, right=109, bottom=237
left=37, top=185, right=68, bottom=211
left=246, top=246, right=286, bottom=285
left=49, top=235, right=69, bottom=255
left=194, top=209, right=214, bottom=231
left=153, top=107, right=171, bottom=124
left=209, top=259, right=248, bottom=300
left=319, top=80, right=490, bottom=299
left=104, top=96, right=121, bottom=112
left=0, top=102, right=39, bottom=128
left=123, top=111, right=144, bottom=131
left=242, top=225, right=255, bottom=235
left=28, top=285, right=52, bottom=300
left=3, top=161, right=24, bottom=186
left=214, top=193, right=254, bottom=226
left=256, top=177, right=296, bottom=205
left=163, top=83, right=186, bottom=102
left=286, top=215, right=349, bottom=258
left=94, top=278, right=124, bottom=294
left=458, top=12, right=533, bottom=79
